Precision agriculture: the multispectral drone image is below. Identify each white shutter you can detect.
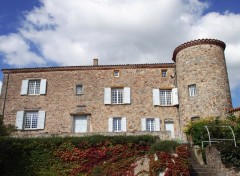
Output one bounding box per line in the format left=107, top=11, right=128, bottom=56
left=104, top=88, right=111, bottom=104
left=123, top=87, right=131, bottom=104
left=108, top=118, right=113, bottom=132
left=141, top=118, right=146, bottom=131
left=16, top=111, right=24, bottom=130
left=21, top=80, right=29, bottom=95
left=37, top=111, right=46, bottom=129
left=154, top=118, right=160, bottom=131
left=40, top=79, right=47, bottom=95
left=122, top=117, right=127, bottom=132
left=172, top=88, right=179, bottom=105
left=153, top=89, right=160, bottom=105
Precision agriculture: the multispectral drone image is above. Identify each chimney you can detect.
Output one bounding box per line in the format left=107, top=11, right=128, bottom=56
left=93, top=58, right=98, bottom=66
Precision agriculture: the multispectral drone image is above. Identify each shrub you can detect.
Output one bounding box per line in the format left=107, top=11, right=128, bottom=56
left=184, top=116, right=239, bottom=146
left=149, top=140, right=179, bottom=154
left=0, top=115, right=16, bottom=136
left=216, top=142, right=240, bottom=170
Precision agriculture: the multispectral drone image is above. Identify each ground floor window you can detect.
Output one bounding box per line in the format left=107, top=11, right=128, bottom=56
left=146, top=118, right=155, bottom=131
left=113, top=117, right=122, bottom=132
left=165, top=120, right=175, bottom=138
left=74, top=116, right=88, bottom=133
left=24, top=111, right=38, bottom=129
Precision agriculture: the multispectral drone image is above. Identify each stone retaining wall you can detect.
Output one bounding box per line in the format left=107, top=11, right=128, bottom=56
left=205, top=147, right=240, bottom=176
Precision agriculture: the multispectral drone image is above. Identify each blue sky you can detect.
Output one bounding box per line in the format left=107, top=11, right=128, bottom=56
left=0, top=0, right=239, bottom=107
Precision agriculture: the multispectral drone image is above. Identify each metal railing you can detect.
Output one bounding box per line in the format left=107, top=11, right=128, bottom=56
left=201, top=125, right=237, bottom=148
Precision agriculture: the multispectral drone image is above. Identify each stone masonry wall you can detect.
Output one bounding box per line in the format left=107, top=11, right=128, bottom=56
left=205, top=147, right=240, bottom=176
left=175, top=44, right=232, bottom=128
left=1, top=66, right=180, bottom=136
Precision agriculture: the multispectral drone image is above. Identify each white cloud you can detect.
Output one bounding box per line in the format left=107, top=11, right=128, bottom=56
left=0, top=0, right=239, bottom=104
left=0, top=34, right=46, bottom=66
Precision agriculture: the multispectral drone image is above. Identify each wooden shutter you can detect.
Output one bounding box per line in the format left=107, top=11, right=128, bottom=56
left=21, top=80, right=29, bottom=95
left=108, top=118, right=113, bottom=132
left=153, top=89, right=160, bottom=105
left=172, top=88, right=179, bottom=105
left=104, top=88, right=111, bottom=104
left=141, top=118, right=146, bottom=131
left=122, top=117, right=127, bottom=132
left=37, top=111, right=46, bottom=129
left=123, top=87, right=131, bottom=104
left=154, top=118, right=160, bottom=131
left=40, top=79, right=47, bottom=95
left=16, top=111, right=24, bottom=130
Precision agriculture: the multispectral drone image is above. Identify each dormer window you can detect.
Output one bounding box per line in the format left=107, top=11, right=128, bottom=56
left=161, top=70, right=167, bottom=77
left=114, top=70, right=120, bottom=77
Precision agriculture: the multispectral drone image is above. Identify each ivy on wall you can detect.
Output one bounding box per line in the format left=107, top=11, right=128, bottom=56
left=0, top=136, right=191, bottom=176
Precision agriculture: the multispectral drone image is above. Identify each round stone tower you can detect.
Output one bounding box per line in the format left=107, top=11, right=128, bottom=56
left=173, top=39, right=232, bottom=127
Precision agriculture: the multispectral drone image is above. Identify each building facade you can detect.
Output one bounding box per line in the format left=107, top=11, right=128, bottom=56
left=0, top=39, right=233, bottom=138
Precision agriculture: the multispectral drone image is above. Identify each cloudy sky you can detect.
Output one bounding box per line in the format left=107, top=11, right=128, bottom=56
left=0, top=0, right=239, bottom=107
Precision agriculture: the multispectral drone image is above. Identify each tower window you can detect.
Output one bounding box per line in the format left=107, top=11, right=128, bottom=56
left=189, top=84, right=197, bottom=96
left=76, top=85, right=83, bottom=95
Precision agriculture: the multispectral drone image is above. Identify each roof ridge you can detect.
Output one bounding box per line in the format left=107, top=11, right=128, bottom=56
left=2, top=62, right=175, bottom=73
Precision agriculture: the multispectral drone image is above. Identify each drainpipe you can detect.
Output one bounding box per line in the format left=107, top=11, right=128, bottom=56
left=2, top=72, right=9, bottom=118
left=174, top=65, right=182, bottom=140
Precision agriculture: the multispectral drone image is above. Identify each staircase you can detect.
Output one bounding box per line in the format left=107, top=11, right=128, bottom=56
left=188, top=146, right=215, bottom=176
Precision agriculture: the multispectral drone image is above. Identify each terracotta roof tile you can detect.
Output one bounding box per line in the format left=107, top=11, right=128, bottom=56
left=2, top=63, right=175, bottom=74
left=172, top=39, right=226, bottom=62
left=229, top=107, right=240, bottom=113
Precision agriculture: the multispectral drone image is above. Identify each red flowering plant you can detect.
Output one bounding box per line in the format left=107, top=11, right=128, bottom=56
left=148, top=145, right=191, bottom=176
left=55, top=140, right=150, bottom=176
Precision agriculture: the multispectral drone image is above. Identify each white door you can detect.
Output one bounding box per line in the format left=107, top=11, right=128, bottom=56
left=74, top=116, right=87, bottom=133
left=165, top=122, right=175, bottom=138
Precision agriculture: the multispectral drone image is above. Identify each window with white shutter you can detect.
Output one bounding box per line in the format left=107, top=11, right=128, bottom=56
left=142, top=118, right=160, bottom=131
left=21, top=79, right=47, bottom=95
left=104, top=87, right=131, bottom=104
left=16, top=111, right=46, bottom=130
left=153, top=88, right=179, bottom=106
left=109, top=117, right=127, bottom=132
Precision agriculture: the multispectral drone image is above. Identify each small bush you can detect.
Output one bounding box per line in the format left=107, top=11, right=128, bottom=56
left=149, top=140, right=179, bottom=154
left=0, top=115, right=16, bottom=136
left=217, top=142, right=240, bottom=170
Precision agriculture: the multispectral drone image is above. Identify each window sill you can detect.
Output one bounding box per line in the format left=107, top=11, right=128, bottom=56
left=21, top=128, right=42, bottom=131
left=105, top=103, right=131, bottom=105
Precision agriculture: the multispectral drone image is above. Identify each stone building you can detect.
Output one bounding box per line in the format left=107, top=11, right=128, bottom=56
left=0, top=39, right=233, bottom=138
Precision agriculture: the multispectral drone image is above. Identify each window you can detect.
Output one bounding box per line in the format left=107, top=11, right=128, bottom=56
left=108, top=117, right=127, bottom=132
left=161, top=70, right=167, bottom=77
left=112, top=88, right=123, bottom=104
left=153, top=88, right=178, bottom=106
left=76, top=85, right=83, bottom=95
left=104, top=87, right=131, bottom=104
left=21, top=79, right=47, bottom=95
left=114, top=70, right=120, bottom=77
left=146, top=118, right=154, bottom=131
left=15, top=111, right=46, bottom=130
left=165, top=120, right=175, bottom=138
left=24, top=111, right=38, bottom=129
left=141, top=118, right=160, bottom=131
left=160, top=90, right=172, bottom=105
left=189, top=84, right=197, bottom=96
left=113, top=118, right=122, bottom=132
left=28, top=80, right=40, bottom=95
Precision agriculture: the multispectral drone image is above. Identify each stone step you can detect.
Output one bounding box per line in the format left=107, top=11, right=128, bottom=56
left=190, top=167, right=213, bottom=172
left=190, top=172, right=214, bottom=176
